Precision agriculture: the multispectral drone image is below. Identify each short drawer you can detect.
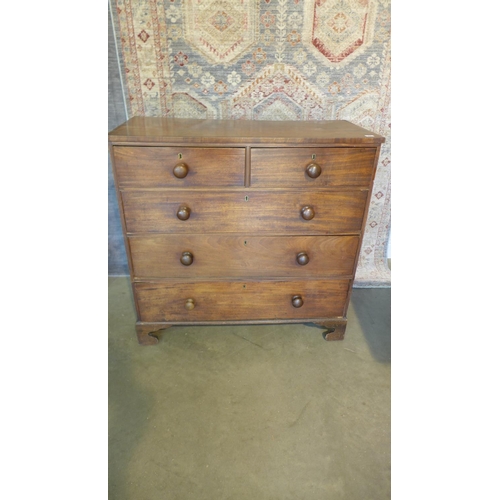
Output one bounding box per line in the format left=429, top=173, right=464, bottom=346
left=113, top=146, right=245, bottom=187
left=251, top=147, right=376, bottom=187
left=129, top=235, right=359, bottom=278
left=135, top=279, right=350, bottom=322
left=121, top=189, right=368, bottom=235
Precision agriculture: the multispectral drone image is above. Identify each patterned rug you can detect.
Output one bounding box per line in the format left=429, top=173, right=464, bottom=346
left=111, top=0, right=391, bottom=287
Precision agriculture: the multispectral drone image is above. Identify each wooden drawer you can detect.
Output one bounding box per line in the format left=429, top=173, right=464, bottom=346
left=129, top=235, right=359, bottom=278
left=113, top=146, right=245, bottom=187
left=135, top=279, right=350, bottom=322
left=121, top=189, right=368, bottom=235
left=251, top=147, right=376, bottom=188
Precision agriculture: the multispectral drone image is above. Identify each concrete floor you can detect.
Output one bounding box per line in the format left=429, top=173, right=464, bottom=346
left=109, top=277, right=390, bottom=499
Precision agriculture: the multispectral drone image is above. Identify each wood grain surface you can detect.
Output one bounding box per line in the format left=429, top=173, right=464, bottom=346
left=129, top=234, right=360, bottom=278
left=251, top=147, right=376, bottom=187
left=113, top=146, right=245, bottom=187
left=120, top=189, right=368, bottom=234
left=109, top=117, right=385, bottom=145
left=134, top=279, right=350, bottom=322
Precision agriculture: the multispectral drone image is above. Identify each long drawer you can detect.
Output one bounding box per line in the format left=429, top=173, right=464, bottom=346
left=129, top=234, right=359, bottom=278
left=251, top=147, right=377, bottom=187
left=113, top=146, right=245, bottom=187
left=135, top=279, right=350, bottom=322
left=121, top=189, right=368, bottom=234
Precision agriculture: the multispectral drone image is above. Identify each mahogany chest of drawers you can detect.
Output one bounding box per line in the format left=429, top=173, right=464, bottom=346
left=109, top=117, right=385, bottom=345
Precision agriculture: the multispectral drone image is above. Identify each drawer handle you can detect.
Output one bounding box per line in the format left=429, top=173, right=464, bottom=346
left=296, top=252, right=309, bottom=266
left=173, top=162, right=189, bottom=179
left=292, top=295, right=303, bottom=308
left=185, top=298, right=195, bottom=310
left=180, top=251, right=193, bottom=266
left=177, top=206, right=191, bottom=220
left=300, top=205, right=315, bottom=220
left=306, top=162, right=322, bottom=178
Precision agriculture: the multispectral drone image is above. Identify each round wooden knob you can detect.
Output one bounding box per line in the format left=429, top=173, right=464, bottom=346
left=180, top=251, right=193, bottom=266
left=296, top=252, right=309, bottom=266
left=185, top=298, right=195, bottom=310
left=306, top=163, right=322, bottom=178
left=173, top=163, right=189, bottom=179
left=292, top=295, right=303, bottom=308
left=301, top=206, right=315, bottom=220
left=177, top=206, right=191, bottom=220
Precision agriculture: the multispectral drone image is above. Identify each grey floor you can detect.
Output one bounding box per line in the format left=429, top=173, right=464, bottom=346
left=109, top=277, right=390, bottom=500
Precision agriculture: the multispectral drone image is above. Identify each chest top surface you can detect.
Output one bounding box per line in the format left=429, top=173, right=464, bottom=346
left=108, top=117, right=385, bottom=146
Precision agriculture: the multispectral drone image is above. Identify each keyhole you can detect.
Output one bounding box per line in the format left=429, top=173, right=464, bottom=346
left=244, top=195, right=249, bottom=202
left=178, top=153, right=182, bottom=159
left=244, top=240, right=247, bottom=246
left=312, top=154, right=316, bottom=160
left=243, top=284, right=246, bottom=289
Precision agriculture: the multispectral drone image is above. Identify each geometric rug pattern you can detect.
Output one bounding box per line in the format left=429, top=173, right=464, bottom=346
left=110, top=0, right=391, bottom=286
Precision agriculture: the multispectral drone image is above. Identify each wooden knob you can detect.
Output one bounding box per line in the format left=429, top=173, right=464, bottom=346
left=301, top=206, right=315, bottom=220
left=306, top=163, right=322, bottom=178
left=173, top=163, right=189, bottom=179
left=292, top=295, right=303, bottom=308
left=185, top=298, right=195, bottom=310
left=180, top=251, right=193, bottom=266
left=177, top=206, right=191, bottom=220
left=296, top=252, right=309, bottom=266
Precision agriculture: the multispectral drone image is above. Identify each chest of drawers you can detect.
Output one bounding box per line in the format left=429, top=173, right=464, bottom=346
left=109, top=117, right=385, bottom=345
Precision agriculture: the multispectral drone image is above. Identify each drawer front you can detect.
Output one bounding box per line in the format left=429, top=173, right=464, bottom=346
left=121, top=189, right=368, bottom=234
left=251, top=147, right=377, bottom=188
left=113, top=146, right=245, bottom=187
left=135, top=279, right=350, bottom=322
left=129, top=235, right=359, bottom=278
